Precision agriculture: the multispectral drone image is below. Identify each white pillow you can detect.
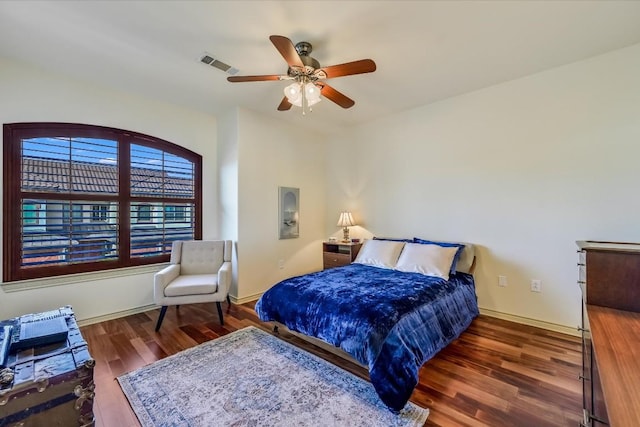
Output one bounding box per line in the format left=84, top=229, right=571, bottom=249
left=394, top=243, right=459, bottom=280
left=353, top=239, right=405, bottom=269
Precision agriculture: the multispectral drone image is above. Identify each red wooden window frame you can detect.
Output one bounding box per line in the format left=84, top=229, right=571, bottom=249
left=3, top=123, right=203, bottom=282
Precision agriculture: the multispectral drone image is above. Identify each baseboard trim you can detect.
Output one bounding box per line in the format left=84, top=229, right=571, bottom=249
left=479, top=307, right=579, bottom=337
left=232, top=292, right=263, bottom=305
left=76, top=304, right=158, bottom=327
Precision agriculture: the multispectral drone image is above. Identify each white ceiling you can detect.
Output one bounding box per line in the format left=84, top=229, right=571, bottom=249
left=1, top=1, right=640, bottom=134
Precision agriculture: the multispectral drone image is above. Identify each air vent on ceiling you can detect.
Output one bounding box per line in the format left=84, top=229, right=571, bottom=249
left=200, top=52, right=239, bottom=75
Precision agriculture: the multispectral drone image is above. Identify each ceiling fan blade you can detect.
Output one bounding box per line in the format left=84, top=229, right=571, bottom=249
left=227, top=75, right=281, bottom=82
left=270, top=35, right=304, bottom=68
left=319, top=83, right=355, bottom=109
left=277, top=97, right=292, bottom=111
left=319, top=59, right=376, bottom=79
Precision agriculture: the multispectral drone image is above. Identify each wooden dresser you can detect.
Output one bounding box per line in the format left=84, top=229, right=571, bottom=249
left=577, top=241, right=640, bottom=427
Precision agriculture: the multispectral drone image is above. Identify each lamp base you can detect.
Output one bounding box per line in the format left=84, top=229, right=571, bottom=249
left=342, top=227, right=350, bottom=243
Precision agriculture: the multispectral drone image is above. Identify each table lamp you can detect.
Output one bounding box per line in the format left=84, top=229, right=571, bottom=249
left=337, top=212, right=355, bottom=242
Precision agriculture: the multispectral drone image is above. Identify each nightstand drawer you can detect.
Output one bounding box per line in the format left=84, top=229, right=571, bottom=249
left=323, top=252, right=351, bottom=269
left=322, top=241, right=362, bottom=270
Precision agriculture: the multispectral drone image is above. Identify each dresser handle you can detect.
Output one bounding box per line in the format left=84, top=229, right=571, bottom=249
left=578, top=374, right=590, bottom=381
left=577, top=263, right=585, bottom=267
left=577, top=326, right=589, bottom=332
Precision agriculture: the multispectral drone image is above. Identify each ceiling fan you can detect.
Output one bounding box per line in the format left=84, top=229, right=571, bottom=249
left=227, top=35, right=376, bottom=113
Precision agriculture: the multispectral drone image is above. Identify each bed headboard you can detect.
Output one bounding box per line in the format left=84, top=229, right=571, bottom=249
left=372, top=236, right=476, bottom=274
left=456, top=242, right=476, bottom=274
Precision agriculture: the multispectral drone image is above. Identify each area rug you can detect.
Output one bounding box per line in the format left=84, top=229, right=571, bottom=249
left=118, top=326, right=429, bottom=426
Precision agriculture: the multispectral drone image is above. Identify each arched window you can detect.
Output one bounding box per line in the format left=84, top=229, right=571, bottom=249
left=3, top=123, right=202, bottom=282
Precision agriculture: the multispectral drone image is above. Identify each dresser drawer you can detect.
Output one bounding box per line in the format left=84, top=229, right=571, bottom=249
left=323, top=252, right=351, bottom=269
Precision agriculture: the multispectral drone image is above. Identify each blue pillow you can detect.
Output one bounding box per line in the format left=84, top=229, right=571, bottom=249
left=373, top=236, right=412, bottom=242
left=413, top=238, right=465, bottom=275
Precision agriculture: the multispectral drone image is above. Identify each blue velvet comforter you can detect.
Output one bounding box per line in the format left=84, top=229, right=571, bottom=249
left=255, top=263, right=479, bottom=411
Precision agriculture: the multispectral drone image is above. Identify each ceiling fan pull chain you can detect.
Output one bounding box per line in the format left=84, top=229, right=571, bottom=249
left=302, top=80, right=307, bottom=116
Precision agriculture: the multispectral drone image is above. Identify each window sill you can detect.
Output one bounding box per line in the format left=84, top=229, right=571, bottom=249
left=1, top=263, right=168, bottom=293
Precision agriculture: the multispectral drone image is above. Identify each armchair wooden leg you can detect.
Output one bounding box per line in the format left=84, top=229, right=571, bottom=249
left=155, top=306, right=168, bottom=332
left=216, top=301, right=224, bottom=325
left=227, top=295, right=231, bottom=305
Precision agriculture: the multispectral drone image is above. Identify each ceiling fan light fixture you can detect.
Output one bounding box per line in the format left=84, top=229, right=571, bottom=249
left=306, top=97, right=321, bottom=107
left=284, top=82, right=301, bottom=100
left=284, top=81, right=321, bottom=110
left=290, top=96, right=303, bottom=108
left=284, top=82, right=302, bottom=106
left=305, top=83, right=321, bottom=105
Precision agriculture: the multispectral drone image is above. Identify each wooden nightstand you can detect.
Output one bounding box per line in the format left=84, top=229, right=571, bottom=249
left=322, top=242, right=362, bottom=270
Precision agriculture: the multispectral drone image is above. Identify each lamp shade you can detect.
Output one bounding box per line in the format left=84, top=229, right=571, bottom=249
left=336, top=212, right=355, bottom=227
left=284, top=82, right=303, bottom=106
left=305, top=83, right=321, bottom=106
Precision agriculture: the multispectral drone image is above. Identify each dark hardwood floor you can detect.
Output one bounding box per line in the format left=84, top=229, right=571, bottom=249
left=81, top=302, right=582, bottom=427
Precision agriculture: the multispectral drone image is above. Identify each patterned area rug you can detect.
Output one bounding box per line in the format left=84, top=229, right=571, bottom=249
left=118, top=326, right=429, bottom=426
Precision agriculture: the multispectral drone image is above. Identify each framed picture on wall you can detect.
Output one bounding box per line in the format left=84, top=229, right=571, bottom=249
left=279, top=186, right=299, bottom=239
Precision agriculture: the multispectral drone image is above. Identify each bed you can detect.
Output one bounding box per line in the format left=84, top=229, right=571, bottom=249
left=255, top=238, right=479, bottom=412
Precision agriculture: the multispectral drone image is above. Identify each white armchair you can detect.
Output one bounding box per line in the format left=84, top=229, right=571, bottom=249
left=153, top=240, right=232, bottom=331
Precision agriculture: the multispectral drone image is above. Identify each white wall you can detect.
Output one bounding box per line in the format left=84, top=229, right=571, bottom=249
left=235, top=108, right=326, bottom=301
left=217, top=109, right=240, bottom=297
left=325, top=43, right=640, bottom=329
left=0, top=59, right=218, bottom=322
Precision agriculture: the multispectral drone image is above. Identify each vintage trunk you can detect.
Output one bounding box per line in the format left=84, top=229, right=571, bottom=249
left=0, top=306, right=95, bottom=426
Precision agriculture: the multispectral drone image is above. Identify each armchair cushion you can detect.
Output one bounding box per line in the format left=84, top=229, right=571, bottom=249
left=164, top=274, right=218, bottom=297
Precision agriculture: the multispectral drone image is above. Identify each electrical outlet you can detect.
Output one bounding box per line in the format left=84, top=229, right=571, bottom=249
left=278, top=259, right=285, bottom=269
left=531, top=279, right=542, bottom=292
left=498, top=275, right=507, bottom=287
